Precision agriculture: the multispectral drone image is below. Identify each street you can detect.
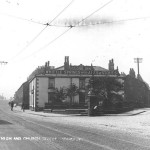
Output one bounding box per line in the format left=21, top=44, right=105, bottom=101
left=0, top=100, right=150, bottom=150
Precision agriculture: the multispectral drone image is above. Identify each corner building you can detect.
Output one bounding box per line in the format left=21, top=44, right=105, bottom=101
left=28, top=56, right=119, bottom=111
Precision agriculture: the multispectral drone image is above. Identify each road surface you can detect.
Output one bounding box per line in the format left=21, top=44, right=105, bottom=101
left=0, top=100, right=150, bottom=150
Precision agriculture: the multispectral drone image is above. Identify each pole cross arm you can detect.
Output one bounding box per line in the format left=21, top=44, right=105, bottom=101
left=134, top=58, right=143, bottom=76
left=0, top=61, right=8, bottom=64
left=134, top=58, right=143, bottom=63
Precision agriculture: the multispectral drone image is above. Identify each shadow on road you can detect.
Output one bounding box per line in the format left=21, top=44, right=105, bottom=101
left=0, top=120, right=12, bottom=125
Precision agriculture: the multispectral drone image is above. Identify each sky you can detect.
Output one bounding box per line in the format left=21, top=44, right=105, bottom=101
left=0, top=0, right=150, bottom=98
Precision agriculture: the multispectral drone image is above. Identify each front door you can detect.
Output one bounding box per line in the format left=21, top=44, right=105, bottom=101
left=48, top=92, right=55, bottom=104
left=79, top=92, right=85, bottom=105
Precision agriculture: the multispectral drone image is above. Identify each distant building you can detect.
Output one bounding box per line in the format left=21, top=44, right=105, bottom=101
left=27, top=56, right=119, bottom=111
left=14, top=81, right=29, bottom=109
left=0, top=94, right=5, bottom=100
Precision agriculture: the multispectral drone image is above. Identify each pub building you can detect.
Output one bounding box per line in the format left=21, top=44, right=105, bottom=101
left=28, top=56, right=119, bottom=111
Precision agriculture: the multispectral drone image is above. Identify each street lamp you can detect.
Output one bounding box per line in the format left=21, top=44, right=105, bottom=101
left=87, top=64, right=97, bottom=116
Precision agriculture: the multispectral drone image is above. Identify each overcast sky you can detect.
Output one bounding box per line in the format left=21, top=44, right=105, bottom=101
left=0, top=0, right=150, bottom=98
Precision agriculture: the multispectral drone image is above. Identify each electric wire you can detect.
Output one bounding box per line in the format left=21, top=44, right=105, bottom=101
left=77, top=0, right=113, bottom=26
left=47, top=0, right=74, bottom=25
left=77, top=16, right=150, bottom=27
left=7, top=0, right=74, bottom=63
left=40, top=15, right=150, bottom=28
left=0, top=12, right=44, bottom=25
left=46, top=0, right=113, bottom=28
left=1, top=10, right=150, bottom=29
left=8, top=25, right=48, bottom=62
left=22, top=0, right=113, bottom=60
left=2, top=0, right=150, bottom=64
left=21, top=27, right=72, bottom=61
left=5, top=0, right=149, bottom=64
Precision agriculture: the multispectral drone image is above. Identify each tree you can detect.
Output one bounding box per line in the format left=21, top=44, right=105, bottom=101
left=54, top=87, right=66, bottom=104
left=65, top=83, right=79, bottom=106
left=88, top=77, right=124, bottom=109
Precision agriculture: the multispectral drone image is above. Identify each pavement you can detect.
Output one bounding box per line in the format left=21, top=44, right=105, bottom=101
left=13, top=106, right=150, bottom=117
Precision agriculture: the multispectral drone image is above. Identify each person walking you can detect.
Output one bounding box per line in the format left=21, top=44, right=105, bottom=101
left=21, top=103, right=25, bottom=112
left=10, top=101, right=14, bottom=111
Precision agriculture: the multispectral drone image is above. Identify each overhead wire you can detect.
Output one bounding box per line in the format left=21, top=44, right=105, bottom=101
left=0, top=12, right=44, bottom=25
left=1, top=8, right=150, bottom=29
left=46, top=0, right=74, bottom=25
left=2, top=0, right=150, bottom=64
left=39, top=16, right=150, bottom=28
left=76, top=0, right=113, bottom=26
left=7, top=0, right=74, bottom=63
left=22, top=0, right=114, bottom=60
left=46, top=0, right=113, bottom=28
left=21, top=27, right=72, bottom=61
left=8, top=25, right=48, bottom=62
left=27, top=15, right=150, bottom=28
left=77, top=16, right=150, bottom=27
left=5, top=0, right=149, bottom=63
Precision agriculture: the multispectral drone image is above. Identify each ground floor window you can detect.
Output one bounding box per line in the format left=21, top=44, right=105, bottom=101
left=79, top=92, right=85, bottom=105
left=48, top=78, right=55, bottom=89
left=48, top=92, right=55, bottom=103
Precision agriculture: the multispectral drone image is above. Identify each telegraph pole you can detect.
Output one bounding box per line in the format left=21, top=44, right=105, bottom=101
left=0, top=61, right=8, bottom=65
left=134, top=58, right=143, bottom=77
left=0, top=61, right=8, bottom=100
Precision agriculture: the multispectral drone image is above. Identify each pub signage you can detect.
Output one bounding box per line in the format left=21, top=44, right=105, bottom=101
left=46, top=70, right=119, bottom=75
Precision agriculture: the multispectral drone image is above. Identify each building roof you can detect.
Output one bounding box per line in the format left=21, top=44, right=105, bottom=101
left=56, top=65, right=108, bottom=71
left=93, top=66, right=108, bottom=71
left=55, top=66, right=64, bottom=70
left=27, top=58, right=119, bottom=81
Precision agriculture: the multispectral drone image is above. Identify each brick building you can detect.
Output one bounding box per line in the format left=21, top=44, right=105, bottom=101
left=14, top=81, right=29, bottom=109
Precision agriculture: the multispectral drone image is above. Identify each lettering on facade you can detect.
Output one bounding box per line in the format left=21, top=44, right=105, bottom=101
left=45, top=70, right=118, bottom=75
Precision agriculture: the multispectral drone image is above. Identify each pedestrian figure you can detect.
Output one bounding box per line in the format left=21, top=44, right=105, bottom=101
left=10, top=101, right=14, bottom=111
left=21, top=103, right=25, bottom=112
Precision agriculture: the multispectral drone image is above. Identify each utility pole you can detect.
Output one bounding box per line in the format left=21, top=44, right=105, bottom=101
left=0, top=61, right=8, bottom=65
left=87, top=64, right=97, bottom=116
left=0, top=61, right=7, bottom=101
left=134, top=58, right=143, bottom=78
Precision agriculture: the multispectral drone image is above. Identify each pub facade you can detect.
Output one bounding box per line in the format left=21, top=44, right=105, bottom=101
left=28, top=56, right=119, bottom=111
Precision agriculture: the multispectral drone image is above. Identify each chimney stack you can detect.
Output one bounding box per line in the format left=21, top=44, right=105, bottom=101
left=108, top=59, right=114, bottom=71
left=64, top=56, right=69, bottom=70
left=47, top=61, right=50, bottom=66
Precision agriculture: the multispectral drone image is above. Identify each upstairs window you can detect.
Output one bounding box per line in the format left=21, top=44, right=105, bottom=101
left=79, top=78, right=85, bottom=89
left=48, top=78, right=55, bottom=88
